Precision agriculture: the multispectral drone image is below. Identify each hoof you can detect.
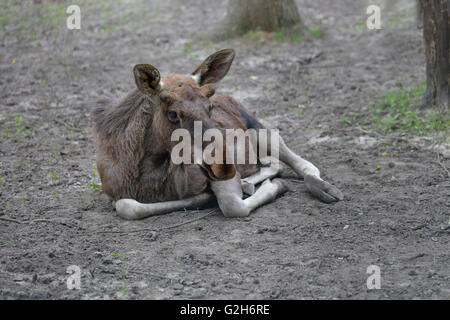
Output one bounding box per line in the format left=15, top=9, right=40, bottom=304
left=304, top=175, right=344, bottom=203
left=272, top=178, right=289, bottom=194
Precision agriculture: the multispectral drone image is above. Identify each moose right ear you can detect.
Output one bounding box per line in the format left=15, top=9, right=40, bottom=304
left=192, top=49, right=235, bottom=86
left=133, top=64, right=161, bottom=95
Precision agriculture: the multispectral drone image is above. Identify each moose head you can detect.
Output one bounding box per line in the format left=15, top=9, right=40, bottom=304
left=133, top=49, right=237, bottom=181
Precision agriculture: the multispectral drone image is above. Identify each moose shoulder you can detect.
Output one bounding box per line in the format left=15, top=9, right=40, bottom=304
left=92, top=49, right=343, bottom=220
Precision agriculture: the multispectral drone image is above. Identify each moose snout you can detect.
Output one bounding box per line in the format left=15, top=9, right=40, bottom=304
left=200, top=162, right=236, bottom=181
left=194, top=120, right=236, bottom=181
left=198, top=139, right=235, bottom=181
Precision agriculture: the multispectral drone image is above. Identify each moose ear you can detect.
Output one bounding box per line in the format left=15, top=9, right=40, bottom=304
left=133, top=64, right=161, bottom=95
left=192, top=49, right=235, bottom=86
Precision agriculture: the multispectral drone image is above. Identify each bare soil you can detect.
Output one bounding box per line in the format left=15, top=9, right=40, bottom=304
left=0, top=0, right=449, bottom=299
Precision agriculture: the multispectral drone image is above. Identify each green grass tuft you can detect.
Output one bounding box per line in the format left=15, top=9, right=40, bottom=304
left=244, top=27, right=304, bottom=43
left=371, top=82, right=449, bottom=133
left=340, top=82, right=449, bottom=134
left=308, top=26, right=323, bottom=38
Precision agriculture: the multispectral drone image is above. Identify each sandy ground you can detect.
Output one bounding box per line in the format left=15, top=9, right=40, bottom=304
left=0, top=0, right=449, bottom=299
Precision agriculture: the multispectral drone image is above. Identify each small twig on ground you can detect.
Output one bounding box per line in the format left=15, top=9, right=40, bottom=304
left=0, top=216, right=84, bottom=229
left=354, top=126, right=382, bottom=137
left=0, top=216, right=22, bottom=224
left=97, top=209, right=218, bottom=234
left=29, top=218, right=84, bottom=229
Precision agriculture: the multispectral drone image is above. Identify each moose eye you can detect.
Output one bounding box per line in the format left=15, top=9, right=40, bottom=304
left=167, top=111, right=179, bottom=122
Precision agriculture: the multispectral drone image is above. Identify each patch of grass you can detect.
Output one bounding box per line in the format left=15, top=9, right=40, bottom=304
left=14, top=115, right=25, bottom=134
left=339, top=110, right=359, bottom=126
left=100, top=22, right=121, bottom=36
left=90, top=168, right=102, bottom=190
left=371, top=82, right=449, bottom=133
left=388, top=16, right=409, bottom=27
left=184, top=41, right=197, bottom=59
left=308, top=26, right=323, bottom=38
left=19, top=193, right=27, bottom=203
left=39, top=2, right=66, bottom=29
left=354, top=19, right=366, bottom=32
left=259, top=111, right=268, bottom=121
left=50, top=145, right=60, bottom=158
left=111, top=253, right=127, bottom=297
left=0, top=15, right=7, bottom=31
left=49, top=172, right=58, bottom=180
left=341, top=82, right=450, bottom=134
left=407, top=2, right=417, bottom=12
left=244, top=27, right=304, bottom=43
left=0, top=1, right=67, bottom=40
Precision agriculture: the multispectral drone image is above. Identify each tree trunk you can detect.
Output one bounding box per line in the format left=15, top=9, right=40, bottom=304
left=420, top=0, right=449, bottom=109
left=219, top=0, right=302, bottom=38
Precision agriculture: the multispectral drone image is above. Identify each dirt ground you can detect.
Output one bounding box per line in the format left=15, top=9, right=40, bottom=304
left=0, top=0, right=449, bottom=300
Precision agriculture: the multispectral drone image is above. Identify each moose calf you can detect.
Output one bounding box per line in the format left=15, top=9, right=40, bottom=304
left=92, top=49, right=343, bottom=219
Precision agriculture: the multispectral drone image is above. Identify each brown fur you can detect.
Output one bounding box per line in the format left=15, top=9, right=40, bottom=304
left=92, top=49, right=259, bottom=203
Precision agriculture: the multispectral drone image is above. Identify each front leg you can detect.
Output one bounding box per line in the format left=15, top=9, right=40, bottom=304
left=277, top=137, right=344, bottom=203
left=303, top=174, right=344, bottom=203
left=211, top=175, right=288, bottom=218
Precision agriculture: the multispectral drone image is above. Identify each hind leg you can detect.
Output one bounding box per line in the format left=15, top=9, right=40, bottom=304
left=115, top=193, right=214, bottom=220
left=211, top=175, right=287, bottom=218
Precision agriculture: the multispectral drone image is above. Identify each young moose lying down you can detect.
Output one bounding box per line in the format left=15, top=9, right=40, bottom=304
left=92, top=49, right=343, bottom=220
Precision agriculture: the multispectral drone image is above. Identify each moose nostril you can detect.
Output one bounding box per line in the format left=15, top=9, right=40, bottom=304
left=168, top=111, right=178, bottom=120
left=160, top=92, right=171, bottom=102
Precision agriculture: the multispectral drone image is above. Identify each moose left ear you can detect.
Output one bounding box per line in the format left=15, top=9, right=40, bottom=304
left=192, top=49, right=235, bottom=86
left=133, top=64, right=161, bottom=95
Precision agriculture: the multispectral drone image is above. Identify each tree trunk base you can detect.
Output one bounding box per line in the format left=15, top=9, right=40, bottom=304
left=420, top=0, right=449, bottom=110
left=213, top=0, right=303, bottom=40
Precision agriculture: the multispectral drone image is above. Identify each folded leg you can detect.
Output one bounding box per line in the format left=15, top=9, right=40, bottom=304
left=211, top=175, right=287, bottom=218
left=115, top=193, right=214, bottom=220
